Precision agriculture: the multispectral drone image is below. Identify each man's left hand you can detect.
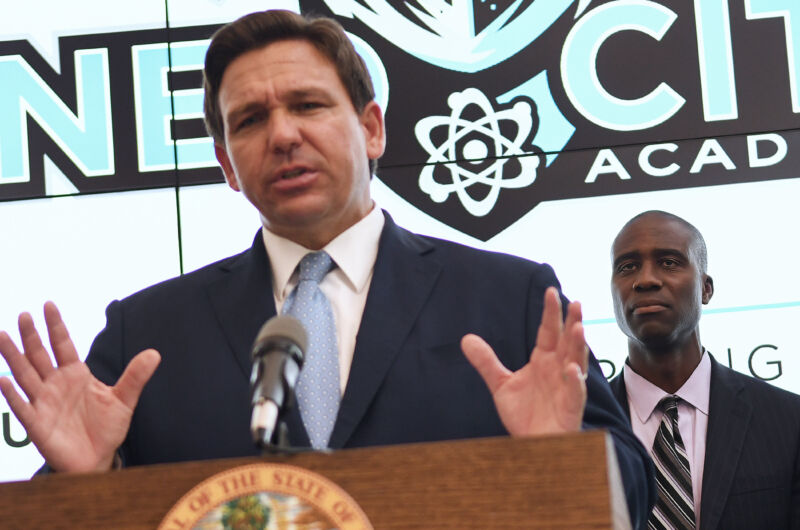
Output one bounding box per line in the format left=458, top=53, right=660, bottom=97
left=461, top=286, right=589, bottom=436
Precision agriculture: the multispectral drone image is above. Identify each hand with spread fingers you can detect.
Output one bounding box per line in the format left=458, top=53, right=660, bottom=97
left=0, top=301, right=160, bottom=473
left=461, top=286, right=589, bottom=436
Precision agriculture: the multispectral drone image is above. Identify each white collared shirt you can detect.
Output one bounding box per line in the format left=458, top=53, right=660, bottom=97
left=623, top=351, right=711, bottom=526
left=262, top=205, right=384, bottom=395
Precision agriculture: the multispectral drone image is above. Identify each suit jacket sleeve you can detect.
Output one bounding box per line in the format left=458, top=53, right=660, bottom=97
left=582, top=353, right=655, bottom=529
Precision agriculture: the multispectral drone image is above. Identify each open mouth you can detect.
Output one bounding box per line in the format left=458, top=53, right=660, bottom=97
left=281, top=168, right=306, bottom=179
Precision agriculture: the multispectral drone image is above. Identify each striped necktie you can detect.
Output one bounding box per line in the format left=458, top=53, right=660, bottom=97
left=649, top=395, right=696, bottom=529
left=283, top=251, right=339, bottom=449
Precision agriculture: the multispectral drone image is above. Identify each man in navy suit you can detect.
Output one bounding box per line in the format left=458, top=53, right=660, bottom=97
left=608, top=210, right=800, bottom=529
left=1, top=10, right=652, bottom=526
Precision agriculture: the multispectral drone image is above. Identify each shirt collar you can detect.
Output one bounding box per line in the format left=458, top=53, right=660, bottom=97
left=261, top=205, right=385, bottom=301
left=325, top=204, right=384, bottom=292
left=623, top=349, right=711, bottom=423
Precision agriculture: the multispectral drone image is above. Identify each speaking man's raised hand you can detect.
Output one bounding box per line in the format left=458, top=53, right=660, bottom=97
left=461, top=287, right=589, bottom=436
left=0, top=302, right=160, bottom=472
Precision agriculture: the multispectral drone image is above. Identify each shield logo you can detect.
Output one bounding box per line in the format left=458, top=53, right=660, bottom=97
left=310, top=0, right=586, bottom=240
left=323, top=0, right=591, bottom=72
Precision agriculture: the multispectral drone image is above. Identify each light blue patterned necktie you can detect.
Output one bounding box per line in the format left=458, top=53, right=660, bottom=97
left=283, top=251, right=340, bottom=449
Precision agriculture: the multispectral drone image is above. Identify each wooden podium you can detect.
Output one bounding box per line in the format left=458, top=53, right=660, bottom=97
left=0, top=431, right=631, bottom=528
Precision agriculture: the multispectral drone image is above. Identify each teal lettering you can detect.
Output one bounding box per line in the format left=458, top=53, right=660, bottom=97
left=0, top=50, right=113, bottom=184
left=561, top=0, right=684, bottom=131
left=132, top=40, right=215, bottom=172
left=694, top=0, right=738, bottom=120
left=745, top=0, right=800, bottom=113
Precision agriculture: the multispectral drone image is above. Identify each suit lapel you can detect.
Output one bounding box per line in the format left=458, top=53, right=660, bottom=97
left=699, top=355, right=750, bottom=530
left=206, top=232, right=277, bottom=379
left=608, top=372, right=631, bottom=420
left=328, top=213, right=440, bottom=448
left=206, top=232, right=313, bottom=446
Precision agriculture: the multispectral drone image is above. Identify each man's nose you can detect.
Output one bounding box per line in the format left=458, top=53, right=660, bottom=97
left=268, top=111, right=302, bottom=153
left=633, top=262, right=662, bottom=290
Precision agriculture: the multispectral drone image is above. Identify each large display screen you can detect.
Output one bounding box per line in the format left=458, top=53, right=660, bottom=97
left=2, top=0, right=799, bottom=481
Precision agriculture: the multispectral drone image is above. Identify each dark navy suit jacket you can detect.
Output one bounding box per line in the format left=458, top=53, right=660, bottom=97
left=86, top=213, right=654, bottom=526
left=610, top=355, right=800, bottom=529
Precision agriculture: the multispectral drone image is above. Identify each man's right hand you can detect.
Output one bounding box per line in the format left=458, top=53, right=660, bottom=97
left=0, top=301, right=160, bottom=473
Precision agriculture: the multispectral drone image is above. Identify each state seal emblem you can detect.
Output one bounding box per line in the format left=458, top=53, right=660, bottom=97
left=158, top=463, right=372, bottom=530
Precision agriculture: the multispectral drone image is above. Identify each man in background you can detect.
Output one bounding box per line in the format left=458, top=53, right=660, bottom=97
left=609, top=210, right=800, bottom=529
left=2, top=10, right=652, bottom=526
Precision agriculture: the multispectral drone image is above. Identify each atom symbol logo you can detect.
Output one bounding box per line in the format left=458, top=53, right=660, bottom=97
left=415, top=87, right=539, bottom=217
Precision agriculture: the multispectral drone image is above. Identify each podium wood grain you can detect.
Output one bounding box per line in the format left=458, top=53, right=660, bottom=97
left=0, top=432, right=631, bottom=529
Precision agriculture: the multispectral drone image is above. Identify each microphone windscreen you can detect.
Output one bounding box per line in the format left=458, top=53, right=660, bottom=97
left=253, top=315, right=308, bottom=357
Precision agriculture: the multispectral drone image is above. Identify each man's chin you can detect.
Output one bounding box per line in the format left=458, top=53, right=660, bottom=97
left=630, top=323, right=677, bottom=349
left=635, top=332, right=682, bottom=353
left=262, top=202, right=330, bottom=230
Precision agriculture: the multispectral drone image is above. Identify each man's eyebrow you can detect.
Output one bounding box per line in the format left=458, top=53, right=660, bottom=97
left=226, top=102, right=264, bottom=124
left=612, top=247, right=689, bottom=267
left=612, top=250, right=640, bottom=267
left=652, top=247, right=689, bottom=260
left=283, top=87, right=332, bottom=101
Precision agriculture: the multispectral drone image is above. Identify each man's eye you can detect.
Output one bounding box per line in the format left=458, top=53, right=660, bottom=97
left=661, top=258, right=679, bottom=268
left=236, top=115, right=259, bottom=130
left=617, top=263, right=636, bottom=273
left=297, top=102, right=322, bottom=111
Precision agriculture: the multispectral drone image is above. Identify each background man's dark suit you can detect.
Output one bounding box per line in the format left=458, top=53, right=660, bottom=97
left=85, top=213, right=653, bottom=525
left=610, top=355, right=800, bottom=529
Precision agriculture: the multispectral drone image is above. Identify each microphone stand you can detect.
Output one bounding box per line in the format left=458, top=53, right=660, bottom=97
left=254, top=399, right=328, bottom=455
left=259, top=421, right=324, bottom=455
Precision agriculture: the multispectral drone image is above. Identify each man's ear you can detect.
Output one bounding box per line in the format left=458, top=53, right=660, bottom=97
left=214, top=143, right=240, bottom=192
left=702, top=274, right=714, bottom=304
left=360, top=101, right=386, bottom=160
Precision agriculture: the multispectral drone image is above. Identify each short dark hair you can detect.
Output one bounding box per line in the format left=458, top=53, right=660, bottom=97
left=203, top=10, right=377, bottom=170
left=615, top=210, right=708, bottom=273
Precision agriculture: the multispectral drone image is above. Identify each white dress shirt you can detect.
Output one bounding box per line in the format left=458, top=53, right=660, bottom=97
left=262, top=205, right=384, bottom=395
left=623, top=351, right=711, bottom=526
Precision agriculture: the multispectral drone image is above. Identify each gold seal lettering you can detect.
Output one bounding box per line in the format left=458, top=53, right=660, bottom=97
left=333, top=500, right=356, bottom=522
left=158, top=463, right=372, bottom=529
left=217, top=470, right=260, bottom=495
left=188, top=489, right=211, bottom=513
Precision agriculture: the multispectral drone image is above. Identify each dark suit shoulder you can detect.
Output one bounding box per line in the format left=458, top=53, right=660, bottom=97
left=85, top=232, right=267, bottom=386
left=713, top=358, right=800, bottom=410
left=116, top=237, right=260, bottom=309
left=421, top=231, right=550, bottom=267
left=397, top=227, right=561, bottom=288
left=703, top=356, right=800, bottom=529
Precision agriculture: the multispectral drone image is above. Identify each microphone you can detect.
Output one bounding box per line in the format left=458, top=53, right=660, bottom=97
left=249, top=315, right=307, bottom=448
